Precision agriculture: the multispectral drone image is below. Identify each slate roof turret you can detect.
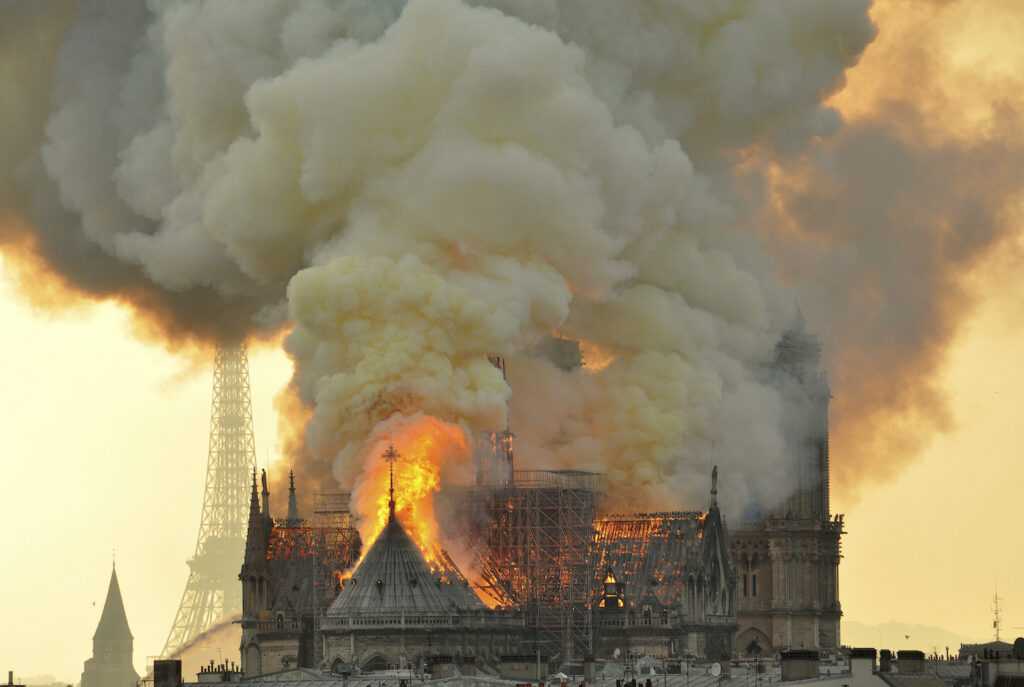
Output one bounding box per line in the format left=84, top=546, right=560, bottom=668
left=327, top=443, right=483, bottom=615
left=94, top=564, right=133, bottom=642
left=327, top=507, right=484, bottom=614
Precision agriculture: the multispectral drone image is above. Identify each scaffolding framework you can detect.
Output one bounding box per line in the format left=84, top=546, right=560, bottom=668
left=464, top=469, right=601, bottom=662
left=163, top=343, right=257, bottom=656
left=310, top=485, right=361, bottom=621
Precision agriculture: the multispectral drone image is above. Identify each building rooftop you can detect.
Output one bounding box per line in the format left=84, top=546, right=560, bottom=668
left=326, top=510, right=483, bottom=615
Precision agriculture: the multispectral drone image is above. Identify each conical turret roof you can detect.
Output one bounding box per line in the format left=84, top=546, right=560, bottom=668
left=327, top=513, right=483, bottom=615
left=94, top=565, right=133, bottom=642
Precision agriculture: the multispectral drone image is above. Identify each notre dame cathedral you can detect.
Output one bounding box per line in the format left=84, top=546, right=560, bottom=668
left=234, top=322, right=842, bottom=674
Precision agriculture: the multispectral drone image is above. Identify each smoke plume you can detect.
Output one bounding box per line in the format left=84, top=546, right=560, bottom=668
left=1, top=0, right=881, bottom=521
left=740, top=0, right=1024, bottom=497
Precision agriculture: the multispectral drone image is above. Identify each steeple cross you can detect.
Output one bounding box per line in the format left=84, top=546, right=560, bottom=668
left=382, top=443, right=400, bottom=519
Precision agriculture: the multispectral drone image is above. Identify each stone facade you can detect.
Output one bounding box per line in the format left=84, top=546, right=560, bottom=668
left=320, top=611, right=524, bottom=673
left=239, top=471, right=361, bottom=675
left=730, top=318, right=843, bottom=655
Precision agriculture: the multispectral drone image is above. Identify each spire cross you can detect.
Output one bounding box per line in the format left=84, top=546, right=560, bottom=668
left=382, top=443, right=400, bottom=519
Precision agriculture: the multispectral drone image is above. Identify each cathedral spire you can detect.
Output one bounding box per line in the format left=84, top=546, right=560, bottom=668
left=248, top=468, right=260, bottom=522
left=286, top=470, right=300, bottom=526
left=382, top=443, right=400, bottom=521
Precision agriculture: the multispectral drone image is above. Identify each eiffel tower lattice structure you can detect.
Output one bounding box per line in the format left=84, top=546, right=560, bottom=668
left=162, top=342, right=258, bottom=656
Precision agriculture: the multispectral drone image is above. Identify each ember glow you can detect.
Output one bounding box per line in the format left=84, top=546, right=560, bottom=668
left=350, top=415, right=470, bottom=566
left=577, top=340, right=618, bottom=373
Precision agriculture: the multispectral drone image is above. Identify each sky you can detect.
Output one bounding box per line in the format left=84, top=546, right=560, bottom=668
left=2, top=0, right=1024, bottom=680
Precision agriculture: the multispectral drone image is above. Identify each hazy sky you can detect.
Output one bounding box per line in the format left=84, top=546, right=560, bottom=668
left=2, top=0, right=1024, bottom=680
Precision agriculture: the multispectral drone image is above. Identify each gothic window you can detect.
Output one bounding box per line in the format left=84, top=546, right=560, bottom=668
left=743, top=574, right=748, bottom=597
left=752, top=574, right=757, bottom=597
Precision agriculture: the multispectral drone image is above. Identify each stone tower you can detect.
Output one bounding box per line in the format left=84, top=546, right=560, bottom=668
left=81, top=564, right=140, bottom=687
left=730, top=314, right=844, bottom=655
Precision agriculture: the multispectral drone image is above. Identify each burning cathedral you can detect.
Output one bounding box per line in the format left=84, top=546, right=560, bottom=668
left=237, top=322, right=841, bottom=677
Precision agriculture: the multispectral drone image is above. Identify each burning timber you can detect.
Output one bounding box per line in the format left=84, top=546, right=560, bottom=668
left=591, top=509, right=737, bottom=661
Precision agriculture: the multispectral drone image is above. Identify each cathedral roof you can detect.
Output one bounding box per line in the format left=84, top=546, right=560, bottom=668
left=94, top=565, right=133, bottom=641
left=327, top=512, right=484, bottom=615
left=592, top=512, right=704, bottom=608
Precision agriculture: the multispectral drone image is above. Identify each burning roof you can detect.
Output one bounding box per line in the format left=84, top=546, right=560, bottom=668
left=593, top=511, right=711, bottom=608
left=327, top=508, right=483, bottom=615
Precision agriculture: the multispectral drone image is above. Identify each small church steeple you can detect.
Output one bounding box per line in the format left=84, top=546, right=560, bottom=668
left=82, top=563, right=139, bottom=687
left=94, top=562, right=133, bottom=643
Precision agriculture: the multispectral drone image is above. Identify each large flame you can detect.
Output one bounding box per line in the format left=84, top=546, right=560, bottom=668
left=352, top=415, right=469, bottom=567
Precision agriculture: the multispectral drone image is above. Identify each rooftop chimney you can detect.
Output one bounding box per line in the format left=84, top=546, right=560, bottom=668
left=849, top=648, right=877, bottom=677
left=781, top=651, right=819, bottom=681
left=897, top=650, right=926, bottom=674
left=154, top=660, right=183, bottom=687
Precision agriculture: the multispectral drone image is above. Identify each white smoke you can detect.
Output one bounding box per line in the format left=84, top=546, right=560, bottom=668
left=0, top=0, right=875, bottom=517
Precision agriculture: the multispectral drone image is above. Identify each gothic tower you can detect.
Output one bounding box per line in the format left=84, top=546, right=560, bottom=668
left=730, top=314, right=844, bottom=655
left=81, top=564, right=140, bottom=687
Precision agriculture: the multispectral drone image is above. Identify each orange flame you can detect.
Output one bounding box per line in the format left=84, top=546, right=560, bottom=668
left=578, top=339, right=618, bottom=372
left=352, top=415, right=469, bottom=568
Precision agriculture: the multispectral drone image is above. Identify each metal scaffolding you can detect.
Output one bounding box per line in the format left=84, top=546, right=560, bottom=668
left=309, top=485, right=361, bottom=620
left=162, top=343, right=257, bottom=656
left=464, top=469, right=601, bottom=663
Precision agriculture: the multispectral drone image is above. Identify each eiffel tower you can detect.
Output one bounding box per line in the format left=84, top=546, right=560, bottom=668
left=162, top=342, right=257, bottom=656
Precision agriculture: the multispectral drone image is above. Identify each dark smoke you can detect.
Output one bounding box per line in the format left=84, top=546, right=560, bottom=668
left=745, top=88, right=1024, bottom=497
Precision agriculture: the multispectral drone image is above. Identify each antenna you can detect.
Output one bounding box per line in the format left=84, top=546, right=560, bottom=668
left=994, top=583, right=1003, bottom=642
